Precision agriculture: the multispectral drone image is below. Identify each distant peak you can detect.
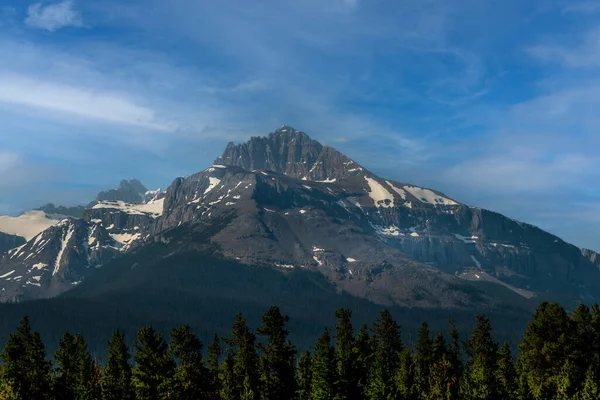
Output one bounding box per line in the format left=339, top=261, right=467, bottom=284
left=214, top=126, right=364, bottom=181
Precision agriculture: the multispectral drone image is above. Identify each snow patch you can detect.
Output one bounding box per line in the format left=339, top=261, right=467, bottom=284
left=31, top=263, right=48, bottom=270
left=313, top=256, right=323, bottom=266
left=372, top=225, right=402, bottom=237
left=364, top=176, right=394, bottom=208
left=385, top=181, right=407, bottom=200
left=204, top=177, right=222, bottom=195
left=0, top=270, right=15, bottom=279
left=403, top=186, right=457, bottom=206
left=316, top=178, right=336, bottom=183
left=346, top=257, right=357, bottom=263
left=0, top=211, right=60, bottom=241
left=53, top=224, right=74, bottom=276
left=312, top=246, right=325, bottom=252
left=299, top=210, right=307, bottom=214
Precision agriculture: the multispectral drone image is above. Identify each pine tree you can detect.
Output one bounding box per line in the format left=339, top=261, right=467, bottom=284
left=169, top=325, right=208, bottom=400
left=367, top=310, right=402, bottom=400
left=311, top=328, right=336, bottom=400
left=53, top=331, right=79, bottom=399
left=102, top=329, right=133, bottom=400
left=297, top=351, right=312, bottom=400
left=74, top=334, right=101, bottom=400
left=461, top=314, right=500, bottom=400
left=221, top=313, right=261, bottom=400
left=0, top=366, right=18, bottom=400
left=132, top=326, right=176, bottom=400
left=518, top=302, right=574, bottom=400
left=395, top=347, right=416, bottom=400
left=355, top=324, right=372, bottom=397
left=432, top=332, right=447, bottom=363
left=205, top=334, right=222, bottom=399
left=581, top=365, right=599, bottom=400
left=428, top=356, right=454, bottom=400
left=447, top=320, right=462, bottom=400
left=256, top=306, right=297, bottom=400
left=415, top=322, right=433, bottom=398
left=571, top=304, right=595, bottom=393
left=333, top=308, right=359, bottom=400
left=1, top=317, right=52, bottom=400
left=556, top=358, right=578, bottom=400
left=497, top=343, right=517, bottom=400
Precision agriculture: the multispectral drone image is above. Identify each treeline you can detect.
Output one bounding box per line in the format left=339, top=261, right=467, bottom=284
left=1, top=302, right=599, bottom=400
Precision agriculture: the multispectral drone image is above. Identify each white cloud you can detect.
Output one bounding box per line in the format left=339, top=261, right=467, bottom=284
left=0, top=74, right=177, bottom=132
left=25, top=0, right=82, bottom=31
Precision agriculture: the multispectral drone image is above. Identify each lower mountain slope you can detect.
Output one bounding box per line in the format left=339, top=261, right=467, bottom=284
left=0, top=219, right=531, bottom=355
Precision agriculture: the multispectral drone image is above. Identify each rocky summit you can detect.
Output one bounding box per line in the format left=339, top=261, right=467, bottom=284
left=0, top=126, right=598, bottom=308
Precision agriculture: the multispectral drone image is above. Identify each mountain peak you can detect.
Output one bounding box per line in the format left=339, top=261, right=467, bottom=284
left=214, top=126, right=365, bottom=181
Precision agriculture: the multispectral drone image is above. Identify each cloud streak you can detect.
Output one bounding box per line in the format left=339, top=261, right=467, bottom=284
left=25, top=0, right=82, bottom=31
left=0, top=74, right=177, bottom=132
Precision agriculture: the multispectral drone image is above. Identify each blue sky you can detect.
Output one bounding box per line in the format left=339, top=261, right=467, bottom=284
left=1, top=0, right=599, bottom=250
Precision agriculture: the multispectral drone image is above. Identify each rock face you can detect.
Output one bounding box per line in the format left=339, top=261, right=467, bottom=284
left=0, top=219, right=120, bottom=301
left=0, top=233, right=25, bottom=255
left=35, top=204, right=86, bottom=219
left=1, top=126, right=600, bottom=307
left=95, top=179, right=148, bottom=204
left=0, top=184, right=165, bottom=300
left=214, top=126, right=366, bottom=181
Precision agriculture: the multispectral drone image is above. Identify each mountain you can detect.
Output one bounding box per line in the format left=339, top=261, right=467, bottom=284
left=0, top=184, right=164, bottom=301
left=35, top=203, right=86, bottom=219
left=0, top=232, right=25, bottom=255
left=94, top=179, right=149, bottom=204
left=0, top=126, right=599, bottom=310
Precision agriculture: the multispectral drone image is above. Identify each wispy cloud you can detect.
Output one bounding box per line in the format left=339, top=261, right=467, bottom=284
left=0, top=74, right=177, bottom=132
left=25, top=0, right=82, bottom=31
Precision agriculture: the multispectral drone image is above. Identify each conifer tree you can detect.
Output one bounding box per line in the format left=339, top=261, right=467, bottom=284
left=311, top=328, right=336, bottom=400
left=0, top=365, right=17, bottom=400
left=256, top=306, right=297, bottom=400
left=447, top=320, right=462, bottom=399
left=415, top=322, right=433, bottom=397
left=367, top=310, right=402, bottom=400
left=581, top=365, right=599, bottom=400
left=297, top=351, right=312, bottom=400
left=428, top=356, right=454, bottom=400
left=169, top=325, right=208, bottom=400
left=53, top=331, right=79, bottom=399
left=461, top=315, right=500, bottom=400
left=497, top=343, right=517, bottom=400
left=205, top=333, right=222, bottom=399
left=74, top=334, right=101, bottom=400
left=222, top=313, right=261, bottom=400
left=1, top=317, right=52, bottom=400
left=333, top=308, right=359, bottom=400
left=102, top=329, right=133, bottom=400
left=571, top=304, right=594, bottom=392
left=355, top=324, right=372, bottom=397
left=395, top=347, right=416, bottom=400
left=518, top=302, right=574, bottom=400
left=132, top=326, right=176, bottom=400
left=555, top=358, right=578, bottom=400
left=432, top=332, right=447, bottom=363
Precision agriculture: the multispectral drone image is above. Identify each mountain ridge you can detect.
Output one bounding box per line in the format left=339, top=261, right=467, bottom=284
left=0, top=125, right=598, bottom=308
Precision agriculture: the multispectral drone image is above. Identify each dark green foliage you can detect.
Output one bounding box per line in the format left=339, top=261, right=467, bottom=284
left=1, top=317, right=52, bottom=400
left=132, top=326, right=176, bottom=399
left=415, top=322, right=433, bottom=397
left=461, top=315, right=500, bottom=400
left=222, top=313, right=261, bottom=400
left=333, top=308, right=360, bottom=400
left=102, top=330, right=133, bottom=400
left=256, top=306, right=297, bottom=400
left=311, top=328, right=336, bottom=400
left=169, top=325, right=208, bottom=399
left=296, top=351, right=312, bottom=400
left=1, top=302, right=600, bottom=400
left=367, top=309, right=402, bottom=400
left=497, top=343, right=517, bottom=399
left=518, top=302, right=574, bottom=399
left=205, top=333, right=222, bottom=399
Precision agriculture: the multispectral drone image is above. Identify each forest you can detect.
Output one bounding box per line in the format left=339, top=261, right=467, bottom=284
left=0, top=302, right=599, bottom=400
